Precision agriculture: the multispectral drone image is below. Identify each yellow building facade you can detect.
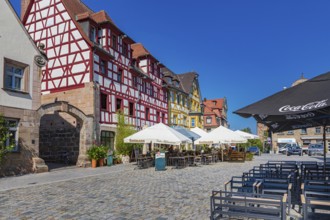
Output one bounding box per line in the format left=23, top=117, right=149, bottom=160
left=177, top=72, right=203, bottom=129
left=163, top=69, right=190, bottom=127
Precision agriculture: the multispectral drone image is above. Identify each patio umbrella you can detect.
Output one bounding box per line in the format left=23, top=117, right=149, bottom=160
left=190, top=127, right=208, bottom=137
left=194, top=126, right=247, bottom=145
left=172, top=126, right=201, bottom=151
left=172, top=126, right=201, bottom=140
left=124, top=123, right=192, bottom=145
left=235, top=130, right=259, bottom=140
left=234, top=71, right=330, bottom=165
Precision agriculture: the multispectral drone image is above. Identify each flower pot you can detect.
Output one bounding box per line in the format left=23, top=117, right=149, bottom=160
left=91, top=159, right=97, bottom=168
left=99, top=158, right=104, bottom=167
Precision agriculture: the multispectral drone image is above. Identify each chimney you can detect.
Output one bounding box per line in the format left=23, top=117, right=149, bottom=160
left=21, top=0, right=31, bottom=20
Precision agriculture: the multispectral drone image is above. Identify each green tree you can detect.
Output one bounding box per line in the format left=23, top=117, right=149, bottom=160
left=237, top=127, right=263, bottom=151
left=115, top=111, right=136, bottom=155
left=0, top=114, right=14, bottom=164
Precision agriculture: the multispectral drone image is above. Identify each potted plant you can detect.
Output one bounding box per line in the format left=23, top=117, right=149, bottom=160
left=97, top=145, right=108, bottom=167
left=87, top=146, right=100, bottom=168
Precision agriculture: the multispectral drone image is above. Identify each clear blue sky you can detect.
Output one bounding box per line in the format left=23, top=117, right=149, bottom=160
left=10, top=0, right=330, bottom=134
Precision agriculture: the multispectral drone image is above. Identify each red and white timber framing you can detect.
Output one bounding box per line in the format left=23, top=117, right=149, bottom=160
left=23, top=0, right=168, bottom=129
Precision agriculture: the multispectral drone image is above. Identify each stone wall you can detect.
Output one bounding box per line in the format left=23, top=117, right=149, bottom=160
left=39, top=113, right=80, bottom=164
left=0, top=106, right=42, bottom=176
left=41, top=82, right=96, bottom=116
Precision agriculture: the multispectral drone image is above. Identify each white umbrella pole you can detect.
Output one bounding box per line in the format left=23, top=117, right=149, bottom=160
left=143, top=144, right=147, bottom=155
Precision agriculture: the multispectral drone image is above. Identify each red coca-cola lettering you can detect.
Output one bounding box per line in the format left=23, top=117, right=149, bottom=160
left=279, top=100, right=328, bottom=113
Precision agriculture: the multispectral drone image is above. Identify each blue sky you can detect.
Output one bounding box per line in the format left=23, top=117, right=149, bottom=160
left=10, top=0, right=330, bottom=134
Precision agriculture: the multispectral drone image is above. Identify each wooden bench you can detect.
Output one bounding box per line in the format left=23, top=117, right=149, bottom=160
left=301, top=191, right=330, bottom=220
left=224, top=176, right=259, bottom=194
left=256, top=179, right=292, bottom=215
left=210, top=190, right=287, bottom=220
left=228, top=151, right=245, bottom=162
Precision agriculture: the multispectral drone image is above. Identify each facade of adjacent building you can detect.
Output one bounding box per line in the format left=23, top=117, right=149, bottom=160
left=258, top=75, right=330, bottom=152
left=203, top=98, right=228, bottom=132
left=163, top=68, right=190, bottom=128
left=0, top=0, right=47, bottom=176
left=21, top=0, right=168, bottom=166
left=178, top=72, right=203, bottom=128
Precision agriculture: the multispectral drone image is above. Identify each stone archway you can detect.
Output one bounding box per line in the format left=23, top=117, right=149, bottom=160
left=37, top=101, right=94, bottom=167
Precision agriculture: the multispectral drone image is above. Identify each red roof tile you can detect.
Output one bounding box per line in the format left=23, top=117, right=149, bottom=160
left=131, top=43, right=150, bottom=58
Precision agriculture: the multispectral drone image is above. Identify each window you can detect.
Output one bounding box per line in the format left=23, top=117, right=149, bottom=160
left=287, top=130, right=294, bottom=135
left=90, top=27, right=96, bottom=42
left=142, top=81, right=146, bottom=93
left=97, top=28, right=103, bottom=45
left=145, top=108, right=150, bottom=120
left=100, top=131, right=115, bottom=150
left=177, top=94, right=181, bottom=104
left=112, top=34, right=117, bottom=50
left=150, top=63, right=154, bottom=75
left=191, top=118, right=195, bottom=127
left=301, top=128, right=307, bottom=134
left=163, top=90, right=167, bottom=102
left=171, top=91, right=175, bottom=102
left=182, top=97, right=185, bottom=107
left=183, top=116, right=187, bottom=126
left=117, top=69, right=123, bottom=82
left=206, top=117, right=212, bottom=124
left=122, top=42, right=128, bottom=57
left=156, top=112, right=160, bottom=123
left=133, top=76, right=138, bottom=88
left=129, top=102, right=134, bottom=116
left=100, top=60, right=106, bottom=74
left=315, top=127, right=321, bottom=134
left=4, top=58, right=29, bottom=92
left=100, top=93, right=107, bottom=110
left=173, top=115, right=177, bottom=125
left=162, top=113, right=165, bottom=123
left=4, top=119, right=19, bottom=152
left=116, top=98, right=122, bottom=112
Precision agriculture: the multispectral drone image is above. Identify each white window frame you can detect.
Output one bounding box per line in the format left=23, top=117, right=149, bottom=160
left=4, top=58, right=29, bottom=92
left=191, top=118, right=195, bottom=127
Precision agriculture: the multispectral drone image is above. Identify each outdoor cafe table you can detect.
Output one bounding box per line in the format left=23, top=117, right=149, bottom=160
left=168, top=156, right=186, bottom=169
left=185, top=155, right=195, bottom=166
left=136, top=156, right=153, bottom=169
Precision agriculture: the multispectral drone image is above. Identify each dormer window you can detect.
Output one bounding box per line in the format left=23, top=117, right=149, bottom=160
left=90, top=27, right=96, bottom=42
left=213, top=101, right=217, bottom=106
left=97, top=28, right=103, bottom=45
left=150, top=63, right=154, bottom=75
left=112, top=34, right=117, bottom=50
left=122, top=42, right=128, bottom=57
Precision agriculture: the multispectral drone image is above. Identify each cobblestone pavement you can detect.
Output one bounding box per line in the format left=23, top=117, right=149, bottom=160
left=0, top=154, right=326, bottom=220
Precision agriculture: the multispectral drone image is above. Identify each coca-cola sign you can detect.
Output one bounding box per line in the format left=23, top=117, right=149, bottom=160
left=279, top=99, right=328, bottom=113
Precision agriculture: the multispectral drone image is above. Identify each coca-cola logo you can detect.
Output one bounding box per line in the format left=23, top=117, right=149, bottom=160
left=279, top=99, right=328, bottom=113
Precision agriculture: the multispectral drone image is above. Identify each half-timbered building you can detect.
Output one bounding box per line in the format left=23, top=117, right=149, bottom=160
left=21, top=0, right=168, bottom=166
left=0, top=0, right=47, bottom=176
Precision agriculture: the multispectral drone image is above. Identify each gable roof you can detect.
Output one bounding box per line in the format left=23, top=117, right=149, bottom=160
left=5, top=0, right=44, bottom=57
left=177, top=72, right=198, bottom=94
left=161, top=67, right=187, bottom=93
left=131, top=43, right=150, bottom=58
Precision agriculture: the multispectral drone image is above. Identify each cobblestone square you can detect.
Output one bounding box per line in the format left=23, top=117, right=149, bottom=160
left=0, top=154, right=325, bottom=220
